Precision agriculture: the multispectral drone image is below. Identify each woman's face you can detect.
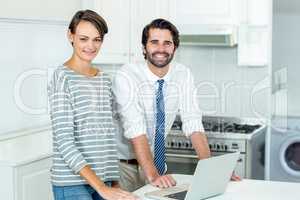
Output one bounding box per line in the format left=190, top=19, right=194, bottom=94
left=68, top=21, right=102, bottom=62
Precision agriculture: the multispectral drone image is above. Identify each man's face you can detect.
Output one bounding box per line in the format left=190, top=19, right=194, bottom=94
left=144, top=28, right=176, bottom=68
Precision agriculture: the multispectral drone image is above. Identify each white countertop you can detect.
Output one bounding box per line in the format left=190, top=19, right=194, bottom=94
left=0, top=125, right=52, bottom=166
left=134, top=174, right=300, bottom=200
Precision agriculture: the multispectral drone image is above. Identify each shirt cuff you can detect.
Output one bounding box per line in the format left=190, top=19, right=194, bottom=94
left=124, top=123, right=147, bottom=139
left=182, top=119, right=205, bottom=137
left=73, top=159, right=88, bottom=174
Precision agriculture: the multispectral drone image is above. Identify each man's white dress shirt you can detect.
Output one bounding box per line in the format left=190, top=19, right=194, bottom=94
left=112, top=61, right=204, bottom=159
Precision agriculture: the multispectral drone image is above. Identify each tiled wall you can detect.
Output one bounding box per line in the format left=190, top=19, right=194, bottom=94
left=176, top=46, right=270, bottom=118
left=101, top=46, right=271, bottom=119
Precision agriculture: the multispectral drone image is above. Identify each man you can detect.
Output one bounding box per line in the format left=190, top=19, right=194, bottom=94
left=112, top=18, right=211, bottom=192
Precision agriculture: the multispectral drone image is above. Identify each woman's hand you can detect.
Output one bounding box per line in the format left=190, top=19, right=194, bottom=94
left=99, top=186, right=140, bottom=200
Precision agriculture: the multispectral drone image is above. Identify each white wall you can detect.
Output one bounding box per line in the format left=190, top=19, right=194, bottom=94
left=0, top=0, right=84, bottom=135
left=176, top=46, right=270, bottom=118
left=0, top=21, right=72, bottom=134
left=273, top=4, right=300, bottom=116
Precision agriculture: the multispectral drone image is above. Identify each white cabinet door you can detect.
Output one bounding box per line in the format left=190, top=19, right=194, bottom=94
left=92, top=0, right=131, bottom=64
left=240, top=0, right=270, bottom=25
left=16, top=157, right=53, bottom=200
left=130, top=0, right=171, bottom=62
left=237, top=0, right=271, bottom=66
left=0, top=0, right=82, bottom=22
left=238, top=25, right=269, bottom=66
left=170, top=0, right=239, bottom=25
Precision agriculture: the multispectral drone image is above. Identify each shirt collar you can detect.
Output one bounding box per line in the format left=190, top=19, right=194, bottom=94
left=143, top=61, right=173, bottom=85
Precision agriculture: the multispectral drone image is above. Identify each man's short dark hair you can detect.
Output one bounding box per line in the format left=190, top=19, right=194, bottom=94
left=141, top=18, right=180, bottom=59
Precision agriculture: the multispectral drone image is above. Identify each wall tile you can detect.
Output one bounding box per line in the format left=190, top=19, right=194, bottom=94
left=177, top=46, right=270, bottom=118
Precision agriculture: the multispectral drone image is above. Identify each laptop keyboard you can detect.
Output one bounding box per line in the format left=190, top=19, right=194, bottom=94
left=165, top=190, right=187, bottom=200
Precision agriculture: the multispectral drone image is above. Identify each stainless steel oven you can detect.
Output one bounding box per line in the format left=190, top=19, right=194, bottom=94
left=166, top=146, right=246, bottom=176
left=166, top=149, right=198, bottom=175
left=165, top=116, right=266, bottom=179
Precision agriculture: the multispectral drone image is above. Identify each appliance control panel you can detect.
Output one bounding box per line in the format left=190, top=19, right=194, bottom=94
left=166, top=134, right=246, bottom=153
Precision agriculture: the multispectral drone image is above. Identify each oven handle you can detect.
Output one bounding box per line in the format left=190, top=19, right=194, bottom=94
left=166, top=152, right=243, bottom=161
left=165, top=153, right=198, bottom=159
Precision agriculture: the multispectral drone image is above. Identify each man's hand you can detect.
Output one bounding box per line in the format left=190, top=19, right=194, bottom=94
left=230, top=172, right=241, bottom=181
left=150, top=174, right=177, bottom=188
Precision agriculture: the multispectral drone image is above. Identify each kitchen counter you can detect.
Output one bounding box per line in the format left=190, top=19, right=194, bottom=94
left=0, top=125, right=52, bottom=166
left=134, top=174, right=300, bottom=200
left=0, top=125, right=54, bottom=200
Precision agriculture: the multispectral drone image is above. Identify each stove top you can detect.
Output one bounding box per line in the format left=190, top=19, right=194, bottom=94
left=202, top=122, right=261, bottom=134
left=171, top=115, right=263, bottom=135
left=168, top=116, right=266, bottom=152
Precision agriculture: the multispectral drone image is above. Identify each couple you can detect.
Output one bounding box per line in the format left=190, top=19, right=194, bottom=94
left=48, top=9, right=238, bottom=200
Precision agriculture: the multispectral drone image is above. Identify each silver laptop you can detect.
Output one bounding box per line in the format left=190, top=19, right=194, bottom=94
left=145, top=152, right=240, bottom=200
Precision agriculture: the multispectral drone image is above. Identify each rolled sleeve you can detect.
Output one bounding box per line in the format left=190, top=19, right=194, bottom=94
left=123, top=119, right=147, bottom=139
left=179, top=68, right=205, bottom=137
left=112, top=68, right=147, bottom=139
left=182, top=119, right=205, bottom=137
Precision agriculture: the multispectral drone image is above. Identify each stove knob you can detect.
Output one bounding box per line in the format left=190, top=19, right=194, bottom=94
left=224, top=145, right=228, bottom=151
left=209, top=144, right=212, bottom=150
left=170, top=141, right=174, bottom=147
left=185, top=142, right=189, bottom=148
left=216, top=144, right=220, bottom=150
left=220, top=144, right=223, bottom=150
left=178, top=142, right=181, bottom=148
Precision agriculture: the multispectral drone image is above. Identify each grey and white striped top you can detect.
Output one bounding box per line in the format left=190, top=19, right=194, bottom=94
left=48, top=66, right=119, bottom=186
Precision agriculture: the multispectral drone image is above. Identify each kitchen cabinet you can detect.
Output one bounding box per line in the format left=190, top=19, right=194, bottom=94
left=0, top=157, right=53, bottom=200
left=169, top=0, right=240, bottom=26
left=240, top=0, right=269, bottom=26
left=85, top=0, right=171, bottom=64
left=130, top=0, right=171, bottom=62
left=0, top=127, right=53, bottom=200
left=15, top=157, right=53, bottom=200
left=0, top=0, right=82, bottom=22
left=238, top=0, right=271, bottom=66
left=87, top=0, right=271, bottom=66
left=92, top=0, right=131, bottom=64
left=238, top=25, right=269, bottom=66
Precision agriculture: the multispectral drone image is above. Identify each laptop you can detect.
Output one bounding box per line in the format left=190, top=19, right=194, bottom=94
left=145, top=152, right=240, bottom=200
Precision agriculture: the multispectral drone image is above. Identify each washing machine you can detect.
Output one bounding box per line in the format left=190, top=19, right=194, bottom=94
left=267, top=116, right=300, bottom=182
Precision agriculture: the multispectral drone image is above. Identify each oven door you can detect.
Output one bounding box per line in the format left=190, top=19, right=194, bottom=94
left=166, top=149, right=198, bottom=175
left=166, top=149, right=245, bottom=177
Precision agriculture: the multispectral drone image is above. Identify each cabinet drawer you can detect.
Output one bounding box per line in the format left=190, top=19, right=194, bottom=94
left=15, top=157, right=53, bottom=200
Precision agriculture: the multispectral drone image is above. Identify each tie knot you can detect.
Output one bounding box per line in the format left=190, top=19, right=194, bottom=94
left=157, top=79, right=164, bottom=89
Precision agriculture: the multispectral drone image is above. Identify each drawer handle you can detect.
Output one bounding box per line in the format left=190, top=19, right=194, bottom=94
left=165, top=153, right=198, bottom=159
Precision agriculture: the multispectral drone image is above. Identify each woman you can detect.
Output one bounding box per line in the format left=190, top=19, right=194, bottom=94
left=48, top=10, right=139, bottom=200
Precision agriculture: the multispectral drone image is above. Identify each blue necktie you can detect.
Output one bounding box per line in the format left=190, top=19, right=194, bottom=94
left=154, top=79, right=166, bottom=175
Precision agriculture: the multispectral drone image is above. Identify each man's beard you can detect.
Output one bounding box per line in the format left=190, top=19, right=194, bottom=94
left=146, top=51, right=174, bottom=68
